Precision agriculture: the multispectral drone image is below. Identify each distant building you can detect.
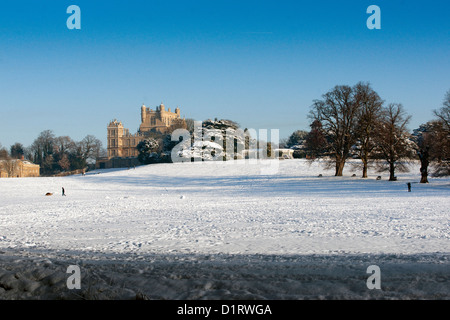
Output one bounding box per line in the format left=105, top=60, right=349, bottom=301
left=275, top=148, right=295, bottom=159
left=0, top=158, right=40, bottom=178
left=96, top=103, right=186, bottom=169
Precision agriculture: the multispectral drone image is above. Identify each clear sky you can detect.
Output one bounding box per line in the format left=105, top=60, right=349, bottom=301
left=1, top=0, right=449, bottom=150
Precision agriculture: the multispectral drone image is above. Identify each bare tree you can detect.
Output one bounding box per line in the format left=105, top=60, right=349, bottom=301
left=58, top=153, right=71, bottom=172
left=184, top=118, right=196, bottom=133
left=430, top=121, right=450, bottom=177
left=0, top=144, right=8, bottom=160
left=373, top=103, right=413, bottom=181
left=353, top=82, right=384, bottom=178
left=30, top=130, right=56, bottom=174
left=1, top=159, right=19, bottom=177
left=80, top=135, right=104, bottom=165
left=27, top=131, right=105, bottom=174
left=433, top=90, right=450, bottom=130
left=428, top=91, right=450, bottom=176
left=0, top=146, right=18, bottom=177
left=54, top=136, right=76, bottom=155
left=51, top=136, right=75, bottom=172
left=309, top=85, right=360, bottom=176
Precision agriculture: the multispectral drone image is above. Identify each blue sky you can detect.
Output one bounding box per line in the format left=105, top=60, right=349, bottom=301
left=0, top=0, right=449, bottom=149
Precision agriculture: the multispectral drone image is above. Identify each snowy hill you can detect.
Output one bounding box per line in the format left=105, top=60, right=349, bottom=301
left=0, top=159, right=448, bottom=299
left=1, top=159, right=448, bottom=256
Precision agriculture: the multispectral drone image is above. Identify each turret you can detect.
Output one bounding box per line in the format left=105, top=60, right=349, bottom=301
left=107, top=119, right=124, bottom=158
left=141, top=104, right=146, bottom=123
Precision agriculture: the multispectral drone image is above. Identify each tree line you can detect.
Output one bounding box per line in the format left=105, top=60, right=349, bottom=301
left=282, top=83, right=449, bottom=182
left=135, top=118, right=252, bottom=164
left=0, top=130, right=105, bottom=176
left=2, top=84, right=447, bottom=181
left=137, top=85, right=448, bottom=183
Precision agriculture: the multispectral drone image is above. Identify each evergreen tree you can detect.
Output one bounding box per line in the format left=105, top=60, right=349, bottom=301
left=10, top=143, right=25, bottom=159
left=286, top=130, right=308, bottom=148
left=304, top=120, right=328, bottom=159
left=137, top=138, right=160, bottom=164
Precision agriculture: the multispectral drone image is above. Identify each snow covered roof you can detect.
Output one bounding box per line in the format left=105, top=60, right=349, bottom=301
left=0, top=159, right=39, bottom=166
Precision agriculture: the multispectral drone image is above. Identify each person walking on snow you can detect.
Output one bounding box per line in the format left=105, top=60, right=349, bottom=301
left=62, top=187, right=66, bottom=196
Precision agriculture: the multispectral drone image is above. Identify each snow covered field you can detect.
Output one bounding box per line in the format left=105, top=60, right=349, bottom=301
left=0, top=159, right=448, bottom=299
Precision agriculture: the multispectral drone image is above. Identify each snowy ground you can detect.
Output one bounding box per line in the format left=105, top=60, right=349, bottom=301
left=0, top=159, right=448, bottom=299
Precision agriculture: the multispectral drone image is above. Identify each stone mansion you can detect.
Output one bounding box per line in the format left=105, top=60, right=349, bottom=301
left=96, top=103, right=186, bottom=169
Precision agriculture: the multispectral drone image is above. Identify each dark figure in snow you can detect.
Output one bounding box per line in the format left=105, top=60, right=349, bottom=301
left=407, top=183, right=411, bottom=192
left=62, top=187, right=66, bottom=196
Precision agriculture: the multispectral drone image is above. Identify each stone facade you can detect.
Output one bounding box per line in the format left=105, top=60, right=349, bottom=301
left=139, top=103, right=181, bottom=134
left=0, top=159, right=40, bottom=178
left=97, top=103, right=185, bottom=169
